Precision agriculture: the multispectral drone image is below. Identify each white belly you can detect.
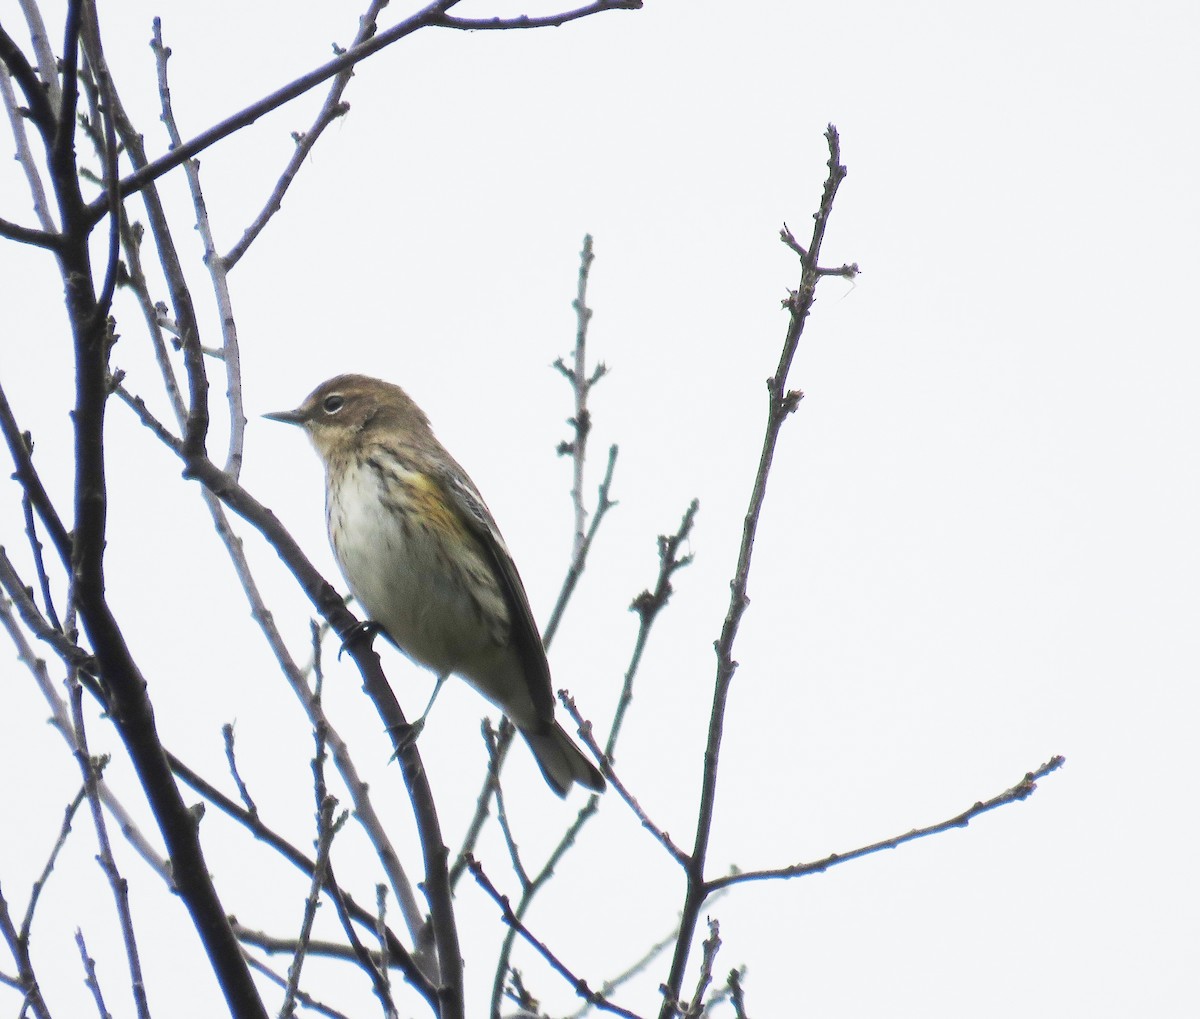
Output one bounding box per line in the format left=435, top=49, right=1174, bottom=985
left=326, top=458, right=504, bottom=675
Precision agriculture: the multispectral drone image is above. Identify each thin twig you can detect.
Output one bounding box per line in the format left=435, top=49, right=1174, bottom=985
left=83, top=0, right=640, bottom=225
left=486, top=500, right=698, bottom=1017
left=561, top=694, right=687, bottom=865
left=0, top=578, right=172, bottom=886
left=680, top=920, right=720, bottom=1019
left=281, top=794, right=343, bottom=1018
left=166, top=752, right=428, bottom=994
left=0, top=46, right=59, bottom=239
left=16, top=0, right=62, bottom=110
left=74, top=929, right=113, bottom=1019
left=484, top=720, right=530, bottom=889
left=69, top=680, right=152, bottom=1019
left=0, top=381, right=73, bottom=567
left=611, top=500, right=697, bottom=753
left=706, top=756, right=1067, bottom=892
left=21, top=487, right=62, bottom=632
left=658, top=126, right=856, bottom=1019
left=223, top=0, right=388, bottom=271
left=78, top=9, right=121, bottom=325
left=0, top=883, right=50, bottom=1019
left=725, top=968, right=748, bottom=1019
left=243, top=953, right=352, bottom=1019
left=467, top=856, right=647, bottom=1019
left=454, top=240, right=619, bottom=891
left=222, top=723, right=258, bottom=817
left=435, top=0, right=642, bottom=30
left=374, top=884, right=392, bottom=1009
left=21, top=788, right=87, bottom=943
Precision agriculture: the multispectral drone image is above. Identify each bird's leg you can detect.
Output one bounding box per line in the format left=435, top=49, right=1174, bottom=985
left=389, top=673, right=448, bottom=755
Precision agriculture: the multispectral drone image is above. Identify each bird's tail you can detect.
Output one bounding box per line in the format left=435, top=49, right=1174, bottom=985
left=522, top=722, right=606, bottom=797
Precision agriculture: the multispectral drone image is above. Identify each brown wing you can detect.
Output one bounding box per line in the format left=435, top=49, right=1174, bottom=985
left=435, top=460, right=556, bottom=725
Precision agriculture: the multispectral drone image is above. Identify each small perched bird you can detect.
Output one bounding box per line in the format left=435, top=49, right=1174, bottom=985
left=266, top=374, right=605, bottom=797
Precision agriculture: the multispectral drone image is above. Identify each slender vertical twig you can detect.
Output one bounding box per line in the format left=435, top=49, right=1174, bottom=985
left=658, top=126, right=857, bottom=1019
left=69, top=682, right=152, bottom=1019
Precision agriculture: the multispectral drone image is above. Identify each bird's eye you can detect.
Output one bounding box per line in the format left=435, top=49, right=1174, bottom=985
left=322, top=395, right=345, bottom=415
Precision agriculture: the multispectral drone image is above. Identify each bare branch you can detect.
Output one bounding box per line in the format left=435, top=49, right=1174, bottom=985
left=614, top=499, right=697, bottom=750
left=22, top=789, right=86, bottom=943
left=77, top=8, right=121, bottom=324
left=0, top=213, right=60, bottom=247
left=223, top=0, right=389, bottom=271
left=243, top=951, right=353, bottom=1019
left=483, top=721, right=530, bottom=890
left=16, top=0, right=62, bottom=110
left=69, top=682, right=152, bottom=1019
left=222, top=723, right=259, bottom=817
left=436, top=0, right=643, bottom=30
left=83, top=0, right=639, bottom=226
left=467, top=856, right=648, bottom=1019
left=0, top=21, right=57, bottom=134
left=0, top=882, right=51, bottom=1019
left=681, top=919, right=719, bottom=1019
left=150, top=18, right=246, bottom=479
left=707, top=756, right=1067, bottom=892
left=561, top=693, right=687, bottom=865
left=73, top=929, right=113, bottom=1019
left=0, top=382, right=73, bottom=567
left=659, top=125, right=854, bottom=1019
left=454, top=240, right=620, bottom=886
left=484, top=498, right=696, bottom=1017
left=280, top=794, right=343, bottom=1018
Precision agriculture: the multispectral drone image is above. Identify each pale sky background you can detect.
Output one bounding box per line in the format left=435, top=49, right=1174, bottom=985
left=1, top=1, right=1197, bottom=1017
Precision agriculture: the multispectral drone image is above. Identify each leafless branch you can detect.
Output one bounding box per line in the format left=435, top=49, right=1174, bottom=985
left=73, top=929, right=113, bottom=1019
left=0, top=575, right=172, bottom=888
left=485, top=497, right=697, bottom=1017
left=658, top=125, right=856, bottom=1019
left=281, top=793, right=344, bottom=1018
left=725, top=967, right=749, bottom=1019
left=150, top=18, right=247, bottom=478
left=69, top=681, right=152, bottom=1019
left=435, top=0, right=642, bottom=30
left=680, top=920, right=719, bottom=1019
left=223, top=0, right=389, bottom=271
left=454, top=238, right=619, bottom=886
left=222, top=723, right=259, bottom=817
left=561, top=694, right=686, bottom=865
left=21, top=789, right=86, bottom=942
left=0, top=882, right=50, bottom=1019
left=483, top=721, right=530, bottom=890
left=243, top=952, right=352, bottom=1019
left=467, top=856, right=647, bottom=1019
left=612, top=500, right=697, bottom=752
left=707, top=756, right=1066, bottom=892
left=77, top=7, right=121, bottom=324
left=83, top=0, right=640, bottom=224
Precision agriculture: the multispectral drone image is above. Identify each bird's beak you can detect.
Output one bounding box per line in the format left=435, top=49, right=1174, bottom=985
left=263, top=407, right=306, bottom=426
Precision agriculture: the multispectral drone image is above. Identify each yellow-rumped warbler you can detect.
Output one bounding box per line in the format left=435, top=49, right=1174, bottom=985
left=266, top=374, right=605, bottom=797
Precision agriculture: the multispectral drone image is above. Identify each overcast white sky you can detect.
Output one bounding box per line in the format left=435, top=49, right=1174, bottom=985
left=2, top=2, right=1198, bottom=1017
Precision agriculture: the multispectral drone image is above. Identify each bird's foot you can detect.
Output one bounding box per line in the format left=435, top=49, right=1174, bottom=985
left=338, top=619, right=384, bottom=660
left=388, top=717, right=426, bottom=758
